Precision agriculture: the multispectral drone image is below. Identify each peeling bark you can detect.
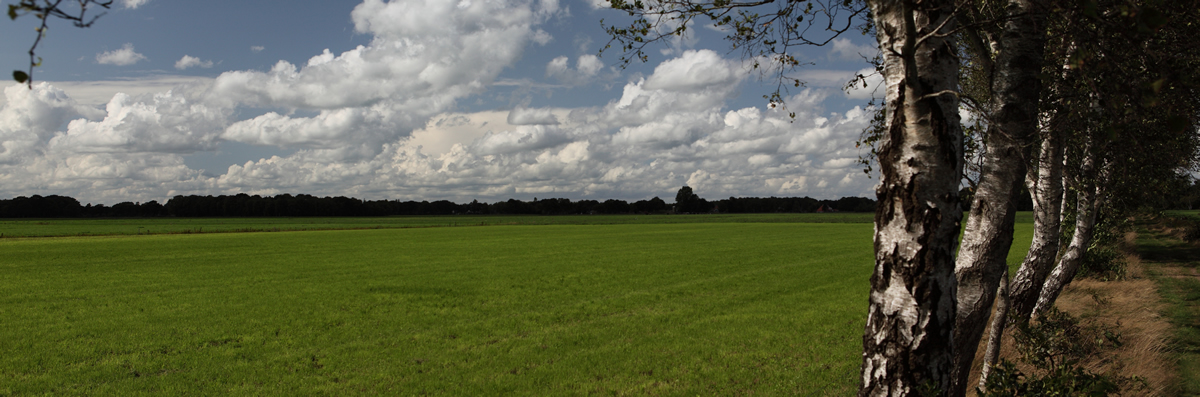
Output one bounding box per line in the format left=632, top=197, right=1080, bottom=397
left=949, top=1, right=1046, bottom=394
left=859, top=1, right=962, bottom=395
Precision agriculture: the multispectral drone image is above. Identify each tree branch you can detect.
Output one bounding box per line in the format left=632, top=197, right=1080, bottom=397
left=9, top=0, right=114, bottom=88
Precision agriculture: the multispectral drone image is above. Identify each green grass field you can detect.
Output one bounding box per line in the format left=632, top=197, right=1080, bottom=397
left=1165, top=209, right=1200, bottom=219
left=0, top=215, right=1033, bottom=394
left=0, top=213, right=875, bottom=238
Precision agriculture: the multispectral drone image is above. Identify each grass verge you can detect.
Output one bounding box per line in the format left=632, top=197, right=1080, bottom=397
left=969, top=227, right=1179, bottom=396
left=1136, top=218, right=1200, bottom=395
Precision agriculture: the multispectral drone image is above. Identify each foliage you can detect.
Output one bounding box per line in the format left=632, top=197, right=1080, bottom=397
left=0, top=193, right=879, bottom=218
left=601, top=0, right=870, bottom=110
left=1077, top=213, right=1131, bottom=281
left=673, top=185, right=712, bottom=213
left=1076, top=245, right=1126, bottom=281
left=1172, top=178, right=1200, bottom=210
left=7, top=0, right=114, bottom=87
left=980, top=309, right=1125, bottom=396
left=1185, top=219, right=1200, bottom=243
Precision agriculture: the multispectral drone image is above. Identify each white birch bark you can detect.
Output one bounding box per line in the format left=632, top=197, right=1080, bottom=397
left=949, top=1, right=1045, bottom=394
left=859, top=1, right=962, bottom=395
left=976, top=127, right=1063, bottom=392
left=1007, top=130, right=1064, bottom=320
left=1032, top=148, right=1100, bottom=316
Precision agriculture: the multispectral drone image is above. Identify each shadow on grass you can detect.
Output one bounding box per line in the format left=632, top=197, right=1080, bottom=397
left=1137, top=222, right=1200, bottom=395
left=1136, top=234, right=1200, bottom=267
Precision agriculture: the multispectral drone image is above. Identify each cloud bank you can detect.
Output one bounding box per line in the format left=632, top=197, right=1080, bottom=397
left=0, top=0, right=876, bottom=205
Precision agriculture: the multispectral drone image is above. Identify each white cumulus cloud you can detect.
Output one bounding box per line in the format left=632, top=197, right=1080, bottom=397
left=53, top=89, right=230, bottom=154
left=96, top=43, right=147, bottom=66
left=546, top=54, right=606, bottom=84
left=175, top=55, right=214, bottom=70
left=0, top=83, right=101, bottom=164
left=532, top=29, right=553, bottom=45
left=829, top=38, right=879, bottom=61
left=644, top=50, right=739, bottom=93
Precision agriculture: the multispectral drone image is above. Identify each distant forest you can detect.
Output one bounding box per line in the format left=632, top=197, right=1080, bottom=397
left=0, top=191, right=878, bottom=218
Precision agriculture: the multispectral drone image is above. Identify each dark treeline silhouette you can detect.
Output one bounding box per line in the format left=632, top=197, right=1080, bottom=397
left=1, top=191, right=879, bottom=218
left=717, top=196, right=876, bottom=213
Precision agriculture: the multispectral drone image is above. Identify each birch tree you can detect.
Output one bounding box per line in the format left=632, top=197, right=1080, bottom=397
left=858, top=1, right=962, bottom=394
left=946, top=1, right=1047, bottom=393
left=604, top=2, right=965, bottom=394
left=975, top=0, right=1200, bottom=389
left=604, top=0, right=1196, bottom=394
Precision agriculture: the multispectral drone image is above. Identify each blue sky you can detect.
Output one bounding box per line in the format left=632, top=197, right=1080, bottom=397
left=0, top=0, right=882, bottom=205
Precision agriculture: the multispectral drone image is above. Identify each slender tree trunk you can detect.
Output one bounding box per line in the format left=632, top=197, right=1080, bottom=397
left=1032, top=148, right=1099, bottom=316
left=975, top=126, right=1064, bottom=394
left=1007, top=130, right=1064, bottom=320
left=978, top=270, right=1010, bottom=393
left=859, top=1, right=962, bottom=395
left=949, top=2, right=1045, bottom=394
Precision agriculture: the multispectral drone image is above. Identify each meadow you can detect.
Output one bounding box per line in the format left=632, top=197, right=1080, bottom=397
left=1, top=215, right=1032, bottom=394
left=0, top=213, right=880, bottom=238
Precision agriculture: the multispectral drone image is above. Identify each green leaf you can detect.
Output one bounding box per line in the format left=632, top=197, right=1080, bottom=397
left=1150, top=78, right=1166, bottom=94
left=13, top=70, right=28, bottom=83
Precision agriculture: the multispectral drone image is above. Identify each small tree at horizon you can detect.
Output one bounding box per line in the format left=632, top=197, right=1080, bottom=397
left=674, top=186, right=705, bottom=214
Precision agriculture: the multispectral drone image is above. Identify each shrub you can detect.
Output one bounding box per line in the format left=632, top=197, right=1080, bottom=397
left=1077, top=245, right=1126, bottom=281
left=980, top=309, right=1125, bottom=396
left=1184, top=217, right=1200, bottom=242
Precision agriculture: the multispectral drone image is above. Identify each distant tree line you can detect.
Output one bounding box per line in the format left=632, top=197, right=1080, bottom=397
left=0, top=189, right=883, bottom=218
left=11, top=179, right=1197, bottom=218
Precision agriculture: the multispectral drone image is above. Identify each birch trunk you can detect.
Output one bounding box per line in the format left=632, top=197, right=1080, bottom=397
left=949, top=1, right=1045, bottom=394
left=976, top=127, right=1064, bottom=393
left=1007, top=130, right=1064, bottom=320
left=977, top=270, right=1010, bottom=393
left=859, top=1, right=962, bottom=395
left=1032, top=149, right=1099, bottom=316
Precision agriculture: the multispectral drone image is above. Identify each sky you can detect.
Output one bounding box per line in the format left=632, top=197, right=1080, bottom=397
left=0, top=0, right=883, bottom=205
